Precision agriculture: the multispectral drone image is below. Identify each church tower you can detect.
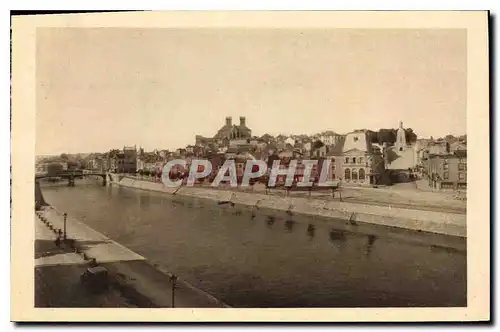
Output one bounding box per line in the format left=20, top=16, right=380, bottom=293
left=395, top=121, right=407, bottom=151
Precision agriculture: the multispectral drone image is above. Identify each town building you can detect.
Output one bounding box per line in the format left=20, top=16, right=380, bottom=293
left=395, top=121, right=407, bottom=152
left=136, top=158, right=145, bottom=171
left=109, top=158, right=117, bottom=172
left=317, top=131, right=343, bottom=146
left=425, top=150, right=467, bottom=190
left=214, top=116, right=252, bottom=145
left=385, top=121, right=419, bottom=182
left=207, top=154, right=226, bottom=181
left=195, top=135, right=213, bottom=147
left=116, top=146, right=137, bottom=173
left=420, top=137, right=467, bottom=190
left=224, top=146, right=238, bottom=159
left=428, top=139, right=450, bottom=155
left=311, top=145, right=329, bottom=159
left=195, top=116, right=253, bottom=153
left=326, top=130, right=387, bottom=186
left=413, top=138, right=434, bottom=167
left=87, top=157, right=105, bottom=171
left=278, top=149, right=302, bottom=163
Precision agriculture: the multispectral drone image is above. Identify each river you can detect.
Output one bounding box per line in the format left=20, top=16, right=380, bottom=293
left=41, top=181, right=467, bottom=307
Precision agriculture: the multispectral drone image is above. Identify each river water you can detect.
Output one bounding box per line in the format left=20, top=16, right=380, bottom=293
left=42, top=181, right=466, bottom=307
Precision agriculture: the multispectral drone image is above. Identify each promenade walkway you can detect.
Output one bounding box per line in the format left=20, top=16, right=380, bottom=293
left=35, top=217, right=135, bottom=307
left=36, top=206, right=228, bottom=308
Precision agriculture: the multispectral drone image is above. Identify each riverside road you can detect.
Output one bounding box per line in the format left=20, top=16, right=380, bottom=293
left=41, top=180, right=466, bottom=307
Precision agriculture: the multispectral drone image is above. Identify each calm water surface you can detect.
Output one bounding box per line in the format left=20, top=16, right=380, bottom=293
left=42, top=182, right=466, bottom=307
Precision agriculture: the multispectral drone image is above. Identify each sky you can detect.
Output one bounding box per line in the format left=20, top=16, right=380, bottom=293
left=36, top=28, right=466, bottom=155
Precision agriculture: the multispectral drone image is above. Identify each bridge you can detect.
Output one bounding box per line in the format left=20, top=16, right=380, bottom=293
left=35, top=171, right=108, bottom=187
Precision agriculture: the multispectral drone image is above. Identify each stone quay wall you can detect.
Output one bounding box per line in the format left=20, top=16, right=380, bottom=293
left=109, top=174, right=466, bottom=238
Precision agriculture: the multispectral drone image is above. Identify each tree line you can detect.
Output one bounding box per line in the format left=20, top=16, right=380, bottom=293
left=367, top=128, right=418, bottom=145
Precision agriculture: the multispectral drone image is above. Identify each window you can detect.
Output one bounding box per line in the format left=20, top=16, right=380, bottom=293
left=353, top=136, right=358, bottom=142
left=345, top=168, right=351, bottom=180
left=358, top=157, right=363, bottom=164
left=458, top=172, right=465, bottom=180
left=352, top=169, right=358, bottom=181
left=359, top=168, right=366, bottom=180
left=458, top=163, right=465, bottom=171
left=443, top=163, right=449, bottom=170
left=331, top=158, right=335, bottom=162
left=345, top=157, right=349, bottom=163
left=443, top=171, right=449, bottom=180
left=441, top=182, right=454, bottom=189
left=332, top=174, right=336, bottom=180
left=352, top=157, right=356, bottom=164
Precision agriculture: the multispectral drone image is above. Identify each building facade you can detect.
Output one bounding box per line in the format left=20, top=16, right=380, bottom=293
left=214, top=116, right=252, bottom=144
left=425, top=150, right=467, bottom=190
left=318, top=131, right=343, bottom=146
left=195, top=116, right=253, bottom=152
left=326, top=131, right=387, bottom=186
left=116, top=146, right=137, bottom=173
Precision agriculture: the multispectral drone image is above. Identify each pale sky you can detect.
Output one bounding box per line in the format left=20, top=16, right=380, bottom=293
left=36, top=28, right=466, bottom=155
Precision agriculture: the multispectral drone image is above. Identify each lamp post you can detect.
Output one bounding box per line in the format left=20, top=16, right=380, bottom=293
left=170, top=274, right=178, bottom=308
left=338, top=179, right=343, bottom=202
left=63, top=213, right=67, bottom=240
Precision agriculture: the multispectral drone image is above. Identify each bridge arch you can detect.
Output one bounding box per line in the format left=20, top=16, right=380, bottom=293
left=35, top=172, right=107, bottom=186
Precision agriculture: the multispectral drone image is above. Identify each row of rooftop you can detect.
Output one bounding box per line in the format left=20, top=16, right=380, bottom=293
left=35, top=116, right=467, bottom=190
left=83, top=116, right=466, bottom=165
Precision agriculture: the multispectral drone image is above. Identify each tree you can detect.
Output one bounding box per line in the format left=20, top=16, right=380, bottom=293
left=47, top=162, right=63, bottom=177
left=108, top=149, right=120, bottom=159
left=405, top=128, right=418, bottom=143
left=60, top=153, right=69, bottom=161
left=312, top=140, right=324, bottom=150
left=366, top=130, right=378, bottom=143
left=67, top=160, right=79, bottom=170
left=377, top=129, right=396, bottom=145
left=445, top=134, right=455, bottom=140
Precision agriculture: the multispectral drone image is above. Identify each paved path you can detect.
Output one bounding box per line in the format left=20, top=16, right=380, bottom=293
left=35, top=217, right=84, bottom=267
left=41, top=208, right=145, bottom=264
left=36, top=206, right=228, bottom=308
left=35, top=218, right=135, bottom=308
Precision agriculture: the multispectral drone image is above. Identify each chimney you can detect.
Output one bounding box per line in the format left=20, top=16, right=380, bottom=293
left=225, top=116, right=232, bottom=126
left=240, top=116, right=246, bottom=126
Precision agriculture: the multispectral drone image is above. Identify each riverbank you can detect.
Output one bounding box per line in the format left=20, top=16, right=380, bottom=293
left=109, top=174, right=466, bottom=238
left=35, top=206, right=229, bottom=308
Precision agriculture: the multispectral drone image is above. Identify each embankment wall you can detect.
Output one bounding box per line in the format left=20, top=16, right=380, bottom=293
left=109, top=175, right=466, bottom=238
